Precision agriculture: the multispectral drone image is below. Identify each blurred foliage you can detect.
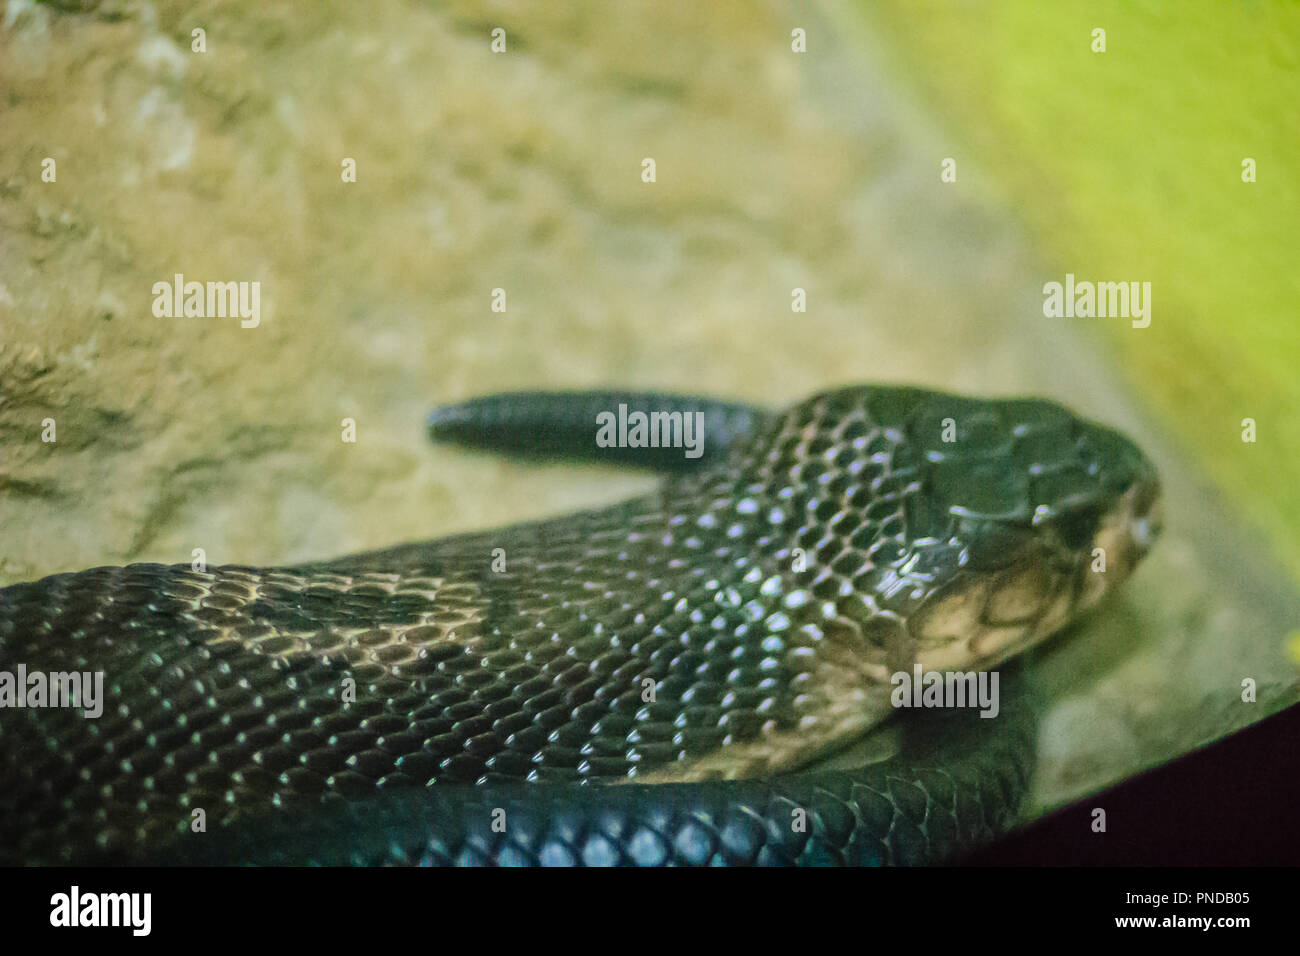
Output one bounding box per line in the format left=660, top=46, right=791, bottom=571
left=866, top=0, right=1300, bottom=584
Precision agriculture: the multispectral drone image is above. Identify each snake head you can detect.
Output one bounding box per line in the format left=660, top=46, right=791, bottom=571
left=746, top=386, right=1162, bottom=675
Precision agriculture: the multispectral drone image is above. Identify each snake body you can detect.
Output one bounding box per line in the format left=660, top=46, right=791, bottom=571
left=0, top=385, right=1160, bottom=865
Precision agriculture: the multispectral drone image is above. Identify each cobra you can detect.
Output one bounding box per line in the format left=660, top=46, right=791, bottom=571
left=0, top=385, right=1161, bottom=865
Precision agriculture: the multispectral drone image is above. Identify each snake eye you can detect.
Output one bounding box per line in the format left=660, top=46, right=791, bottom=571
left=1051, top=504, right=1104, bottom=551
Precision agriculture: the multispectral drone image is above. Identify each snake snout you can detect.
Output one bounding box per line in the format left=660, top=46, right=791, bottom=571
left=1068, top=420, right=1163, bottom=598
left=1087, top=420, right=1163, bottom=554
left=1128, top=471, right=1163, bottom=557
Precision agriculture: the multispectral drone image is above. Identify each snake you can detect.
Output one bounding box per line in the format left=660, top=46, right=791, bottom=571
left=0, top=385, right=1161, bottom=865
